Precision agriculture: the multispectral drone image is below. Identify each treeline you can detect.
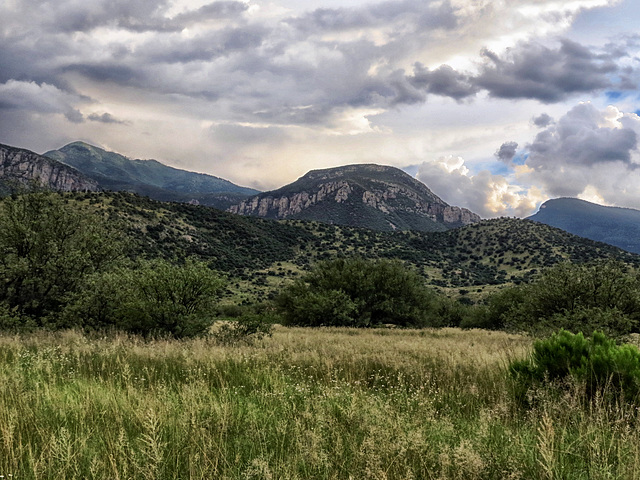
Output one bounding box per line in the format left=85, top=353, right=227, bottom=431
left=0, top=191, right=227, bottom=338
left=276, top=256, right=640, bottom=338
left=1, top=190, right=639, bottom=339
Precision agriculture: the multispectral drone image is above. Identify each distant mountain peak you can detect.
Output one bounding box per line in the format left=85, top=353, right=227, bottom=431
left=44, top=142, right=259, bottom=209
left=528, top=197, right=640, bottom=254
left=229, top=163, right=480, bottom=232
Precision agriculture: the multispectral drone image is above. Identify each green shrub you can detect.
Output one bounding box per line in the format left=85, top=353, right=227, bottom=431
left=275, top=257, right=437, bottom=327
left=484, top=260, right=640, bottom=336
left=509, top=330, right=640, bottom=407
left=63, top=258, right=225, bottom=338
left=0, top=190, right=124, bottom=324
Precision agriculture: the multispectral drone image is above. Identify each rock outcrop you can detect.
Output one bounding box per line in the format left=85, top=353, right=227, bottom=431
left=0, top=144, right=99, bottom=192
left=229, top=164, right=481, bottom=232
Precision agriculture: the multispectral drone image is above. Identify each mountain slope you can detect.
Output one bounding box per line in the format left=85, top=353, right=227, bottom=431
left=528, top=198, right=640, bottom=254
left=0, top=143, right=98, bottom=193
left=44, top=142, right=259, bottom=209
left=74, top=192, right=638, bottom=304
left=229, top=164, right=480, bottom=232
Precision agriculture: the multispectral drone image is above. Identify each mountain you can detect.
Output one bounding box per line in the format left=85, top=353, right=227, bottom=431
left=0, top=143, right=99, bottom=193
left=44, top=142, right=259, bottom=209
left=72, top=191, right=639, bottom=303
left=528, top=198, right=640, bottom=254
left=228, top=164, right=481, bottom=232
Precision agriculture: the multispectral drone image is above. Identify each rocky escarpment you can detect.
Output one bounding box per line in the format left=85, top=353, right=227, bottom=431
left=0, top=144, right=99, bottom=192
left=228, top=164, right=481, bottom=231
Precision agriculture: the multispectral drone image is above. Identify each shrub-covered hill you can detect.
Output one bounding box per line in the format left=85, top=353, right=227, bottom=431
left=76, top=192, right=639, bottom=301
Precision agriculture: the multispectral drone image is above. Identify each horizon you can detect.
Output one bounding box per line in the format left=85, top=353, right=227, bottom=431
left=1, top=0, right=640, bottom=217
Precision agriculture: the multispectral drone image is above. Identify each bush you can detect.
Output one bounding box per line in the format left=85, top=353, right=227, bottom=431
left=509, top=330, right=640, bottom=407
left=0, top=190, right=123, bottom=324
left=275, top=257, right=437, bottom=327
left=483, top=260, right=640, bottom=336
left=63, top=258, right=225, bottom=338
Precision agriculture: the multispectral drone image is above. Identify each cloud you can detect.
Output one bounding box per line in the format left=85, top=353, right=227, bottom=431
left=407, top=64, right=478, bottom=102
left=0, top=80, right=89, bottom=119
left=87, top=112, right=127, bottom=124
left=417, top=103, right=640, bottom=217
left=532, top=113, right=554, bottom=128
left=522, top=103, right=640, bottom=199
left=416, top=155, right=544, bottom=218
left=495, top=141, right=518, bottom=164
left=290, top=0, right=458, bottom=34
left=474, top=39, right=621, bottom=103
left=1, top=0, right=635, bottom=132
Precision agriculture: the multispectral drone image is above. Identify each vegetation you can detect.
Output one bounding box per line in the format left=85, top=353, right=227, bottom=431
left=63, top=258, right=226, bottom=338
left=4, top=190, right=640, bottom=477
left=71, top=191, right=640, bottom=303
left=276, top=257, right=438, bottom=327
left=3, top=328, right=640, bottom=479
left=0, top=190, right=123, bottom=327
left=0, top=191, right=228, bottom=338
left=510, top=329, right=640, bottom=406
left=471, top=260, right=640, bottom=336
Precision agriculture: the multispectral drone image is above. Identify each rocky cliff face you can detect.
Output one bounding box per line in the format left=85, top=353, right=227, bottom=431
left=228, top=164, right=481, bottom=231
left=0, top=144, right=99, bottom=192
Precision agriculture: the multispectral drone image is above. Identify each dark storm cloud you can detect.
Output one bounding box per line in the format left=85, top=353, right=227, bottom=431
left=408, top=64, right=478, bottom=101
left=172, top=2, right=249, bottom=24
left=527, top=104, right=638, bottom=167
left=61, top=64, right=142, bottom=84
left=474, top=39, right=620, bottom=103
left=65, top=109, right=85, bottom=123
left=495, top=142, right=518, bottom=163
left=395, top=38, right=632, bottom=106
left=532, top=113, right=554, bottom=128
left=87, top=113, right=127, bottom=124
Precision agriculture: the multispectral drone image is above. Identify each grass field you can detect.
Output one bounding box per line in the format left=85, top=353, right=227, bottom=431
left=1, top=327, right=639, bottom=479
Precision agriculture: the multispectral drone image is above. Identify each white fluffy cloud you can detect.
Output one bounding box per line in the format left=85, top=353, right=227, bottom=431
left=417, top=103, right=640, bottom=218
left=417, top=155, right=545, bottom=218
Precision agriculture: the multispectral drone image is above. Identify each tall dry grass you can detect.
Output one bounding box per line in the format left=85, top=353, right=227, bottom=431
left=0, top=327, right=638, bottom=479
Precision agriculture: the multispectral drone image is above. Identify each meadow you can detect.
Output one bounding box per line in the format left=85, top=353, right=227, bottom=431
left=1, top=327, right=639, bottom=479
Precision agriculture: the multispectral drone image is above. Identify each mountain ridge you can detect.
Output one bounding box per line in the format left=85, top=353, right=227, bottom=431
left=44, top=142, right=259, bottom=209
left=527, top=197, right=640, bottom=254
left=228, top=163, right=481, bottom=232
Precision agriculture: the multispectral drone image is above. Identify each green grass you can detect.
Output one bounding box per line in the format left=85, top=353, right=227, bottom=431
left=1, top=328, right=640, bottom=478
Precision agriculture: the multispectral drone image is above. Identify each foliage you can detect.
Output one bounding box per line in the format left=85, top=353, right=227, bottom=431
left=212, top=314, right=275, bottom=345
left=6, top=328, right=640, bottom=478
left=482, top=259, right=640, bottom=336
left=0, top=190, right=123, bottom=325
left=63, top=258, right=225, bottom=338
left=510, top=329, right=640, bottom=406
left=276, top=257, right=437, bottom=327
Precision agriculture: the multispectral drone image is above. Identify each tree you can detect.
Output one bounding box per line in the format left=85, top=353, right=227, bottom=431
left=63, top=258, right=225, bottom=338
left=275, top=257, right=437, bottom=327
left=0, top=190, right=123, bottom=325
left=483, top=260, right=640, bottom=336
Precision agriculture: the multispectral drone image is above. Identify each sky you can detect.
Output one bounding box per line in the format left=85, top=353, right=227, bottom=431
left=1, top=0, right=640, bottom=218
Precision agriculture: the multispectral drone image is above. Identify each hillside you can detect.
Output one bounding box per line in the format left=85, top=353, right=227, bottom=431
left=44, top=142, right=259, bottom=209
left=228, top=164, right=480, bottom=232
left=0, top=143, right=98, bottom=193
left=75, top=191, right=638, bottom=303
left=528, top=198, right=640, bottom=254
